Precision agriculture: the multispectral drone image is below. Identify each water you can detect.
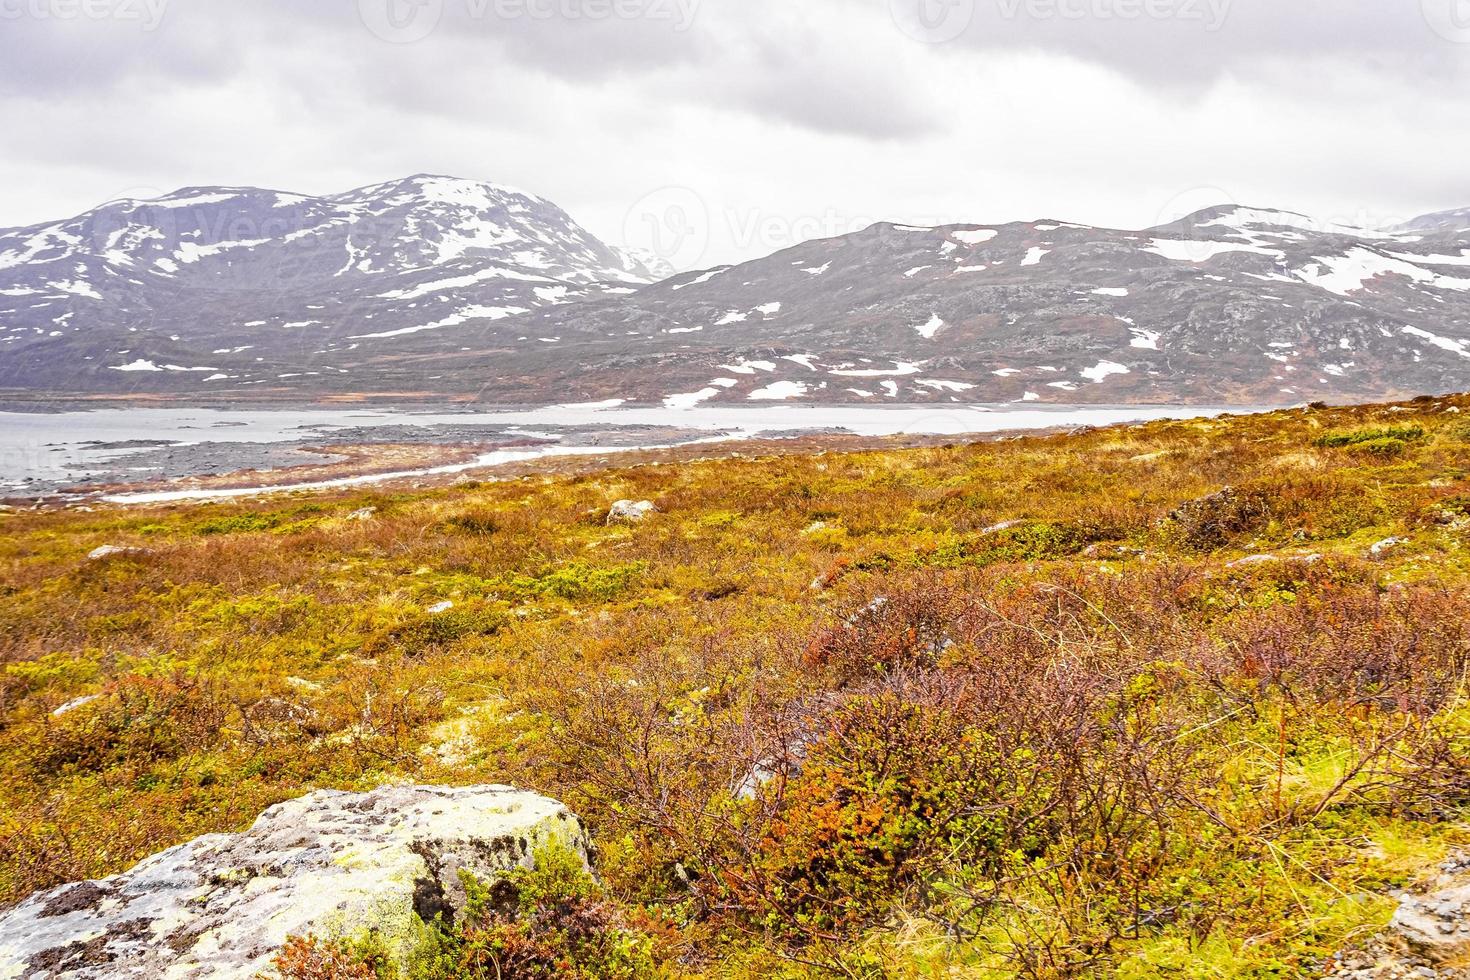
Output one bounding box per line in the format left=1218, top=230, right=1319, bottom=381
left=0, top=403, right=1245, bottom=501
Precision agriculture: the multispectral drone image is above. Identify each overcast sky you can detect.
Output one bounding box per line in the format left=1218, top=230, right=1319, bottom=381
left=1, top=0, right=1467, bottom=268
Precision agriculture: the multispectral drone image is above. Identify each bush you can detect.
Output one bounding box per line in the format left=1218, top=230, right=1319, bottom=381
left=21, top=675, right=228, bottom=776
left=734, top=689, right=1021, bottom=934
left=1344, top=436, right=1407, bottom=457
left=439, top=508, right=500, bottom=536
left=499, top=562, right=647, bottom=603
left=272, top=935, right=388, bottom=980
left=803, top=584, right=958, bottom=683
left=407, top=845, right=658, bottom=980
left=1167, top=486, right=1277, bottom=550
left=195, top=512, right=285, bottom=536
left=1315, top=425, right=1425, bottom=449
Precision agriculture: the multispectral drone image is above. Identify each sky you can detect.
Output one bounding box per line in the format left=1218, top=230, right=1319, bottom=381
left=1, top=0, right=1468, bottom=269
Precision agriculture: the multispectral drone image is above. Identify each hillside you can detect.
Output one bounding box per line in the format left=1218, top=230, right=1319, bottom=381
left=502, top=205, right=1470, bottom=407
left=2, top=396, right=1470, bottom=976
left=0, top=175, right=665, bottom=396
left=4, top=185, right=1470, bottom=407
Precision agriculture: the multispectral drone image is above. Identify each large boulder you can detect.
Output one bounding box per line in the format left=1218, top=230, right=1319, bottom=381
left=1389, top=853, right=1470, bottom=964
left=86, top=545, right=149, bottom=561
left=1330, top=853, right=1470, bottom=977
left=0, top=785, right=590, bottom=980
left=606, top=500, right=656, bottom=525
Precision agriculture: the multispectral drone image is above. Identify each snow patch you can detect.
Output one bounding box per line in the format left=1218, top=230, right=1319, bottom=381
left=1145, top=238, right=1283, bottom=262
left=720, top=359, right=777, bottom=375
left=1402, top=325, right=1470, bottom=359
left=350, top=305, right=528, bottom=339
left=1081, top=361, right=1130, bottom=383
left=108, top=360, right=218, bottom=373
left=1294, top=248, right=1470, bottom=296
left=670, top=267, right=730, bottom=290
left=829, top=362, right=922, bottom=378
left=664, top=388, right=722, bottom=410
left=915, top=313, right=945, bottom=340
left=748, top=380, right=808, bottom=401
left=1129, top=328, right=1162, bottom=350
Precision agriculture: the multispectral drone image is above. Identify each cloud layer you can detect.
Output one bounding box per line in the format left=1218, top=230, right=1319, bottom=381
left=1, top=0, right=1467, bottom=267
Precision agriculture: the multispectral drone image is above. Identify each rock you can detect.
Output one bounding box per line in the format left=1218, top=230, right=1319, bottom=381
left=50, top=695, right=100, bottom=718
left=86, top=545, right=148, bottom=561
left=980, top=519, right=1024, bottom=535
left=845, top=596, right=889, bottom=626
left=606, top=500, right=656, bottom=524
left=0, top=785, right=591, bottom=980
left=1392, top=874, right=1470, bottom=964
left=1334, top=852, right=1470, bottom=977
left=1371, top=536, right=1411, bottom=558
left=345, top=507, right=377, bottom=521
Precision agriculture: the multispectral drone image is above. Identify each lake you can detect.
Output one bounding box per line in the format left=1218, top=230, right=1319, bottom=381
left=0, top=403, right=1247, bottom=501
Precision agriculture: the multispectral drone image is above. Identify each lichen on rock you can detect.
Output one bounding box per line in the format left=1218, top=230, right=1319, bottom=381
left=0, top=785, right=590, bottom=980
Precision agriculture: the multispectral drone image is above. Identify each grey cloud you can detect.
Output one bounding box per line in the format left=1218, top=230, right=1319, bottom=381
left=901, top=0, right=1470, bottom=85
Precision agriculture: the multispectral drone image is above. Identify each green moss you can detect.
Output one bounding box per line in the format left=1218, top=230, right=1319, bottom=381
left=1316, top=424, right=1426, bottom=448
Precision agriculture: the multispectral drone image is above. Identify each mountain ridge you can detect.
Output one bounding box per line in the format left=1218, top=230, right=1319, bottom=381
left=2, top=179, right=1468, bottom=406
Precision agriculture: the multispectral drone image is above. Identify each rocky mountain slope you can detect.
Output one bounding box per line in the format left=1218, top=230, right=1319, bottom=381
left=480, top=205, right=1470, bottom=407
left=2, top=183, right=1468, bottom=406
left=0, top=175, right=665, bottom=395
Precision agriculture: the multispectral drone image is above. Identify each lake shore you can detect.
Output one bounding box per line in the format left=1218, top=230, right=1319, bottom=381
left=0, top=402, right=1251, bottom=503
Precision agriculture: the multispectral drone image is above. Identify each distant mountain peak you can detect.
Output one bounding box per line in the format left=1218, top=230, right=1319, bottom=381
left=1398, top=206, right=1470, bottom=235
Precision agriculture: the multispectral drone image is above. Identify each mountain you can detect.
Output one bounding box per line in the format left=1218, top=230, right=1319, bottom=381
left=2, top=184, right=1468, bottom=406
left=1398, top=206, right=1470, bottom=236
left=0, top=175, right=664, bottom=393
left=449, top=204, right=1470, bottom=407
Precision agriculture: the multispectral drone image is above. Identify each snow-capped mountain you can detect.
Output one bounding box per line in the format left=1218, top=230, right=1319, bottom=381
left=1, top=184, right=1468, bottom=406
left=1399, top=207, right=1470, bottom=236
left=0, top=175, right=665, bottom=390
left=444, top=203, right=1470, bottom=407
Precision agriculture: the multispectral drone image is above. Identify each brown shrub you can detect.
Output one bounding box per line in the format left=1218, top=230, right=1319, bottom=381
left=1168, top=486, right=1278, bottom=550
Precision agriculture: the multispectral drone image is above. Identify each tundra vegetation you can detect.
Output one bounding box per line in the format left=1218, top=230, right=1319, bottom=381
left=2, top=396, right=1470, bottom=977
